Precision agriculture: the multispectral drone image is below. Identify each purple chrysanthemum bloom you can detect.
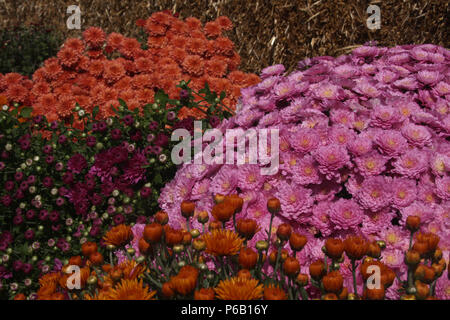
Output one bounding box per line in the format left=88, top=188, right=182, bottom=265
left=429, top=153, right=450, bottom=176
left=292, top=155, right=322, bottom=185
left=392, top=149, right=429, bottom=178
left=375, top=130, right=408, bottom=156
left=435, top=176, right=450, bottom=200
left=310, top=201, right=333, bottom=237
left=401, top=123, right=432, bottom=147
left=400, top=201, right=434, bottom=226
left=391, top=177, right=417, bottom=208
left=347, top=135, right=373, bottom=156
left=354, top=152, right=388, bottom=177
left=328, top=198, right=364, bottom=231
left=209, top=167, right=238, bottom=195
left=273, top=80, right=298, bottom=100
left=275, top=181, right=313, bottom=221
left=260, top=64, right=285, bottom=79
left=290, top=128, right=320, bottom=154
left=67, top=153, right=87, bottom=174
left=237, top=165, right=263, bottom=191
left=370, top=104, right=404, bottom=129
left=313, top=144, right=350, bottom=178
left=357, top=175, right=392, bottom=212
left=328, top=125, right=356, bottom=146
left=380, top=226, right=409, bottom=251
left=416, top=70, right=442, bottom=85
left=314, top=83, right=341, bottom=100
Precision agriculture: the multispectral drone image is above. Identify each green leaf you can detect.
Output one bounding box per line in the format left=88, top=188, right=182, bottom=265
left=92, top=106, right=99, bottom=119
left=19, top=107, right=33, bottom=118
left=118, top=99, right=127, bottom=108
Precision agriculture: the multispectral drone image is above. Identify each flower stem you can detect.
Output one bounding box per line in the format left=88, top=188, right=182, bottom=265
left=351, top=259, right=358, bottom=297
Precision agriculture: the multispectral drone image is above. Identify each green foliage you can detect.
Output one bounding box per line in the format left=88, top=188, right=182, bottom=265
left=0, top=24, right=62, bottom=77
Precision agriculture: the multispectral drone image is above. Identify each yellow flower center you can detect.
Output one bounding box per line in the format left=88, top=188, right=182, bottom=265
left=398, top=191, right=406, bottom=199
left=289, top=195, right=297, bottom=203
left=366, top=160, right=376, bottom=170
left=371, top=190, right=380, bottom=198
left=247, top=174, right=255, bottom=183
left=304, top=167, right=313, bottom=175
left=343, top=211, right=352, bottom=219
left=387, top=233, right=397, bottom=243
left=222, top=182, right=230, bottom=190
left=322, top=89, right=333, bottom=98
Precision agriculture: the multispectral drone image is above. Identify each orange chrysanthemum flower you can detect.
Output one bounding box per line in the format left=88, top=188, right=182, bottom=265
left=83, top=27, right=106, bottom=48
left=170, top=265, right=199, bottom=296
left=103, top=224, right=133, bottom=247
left=105, top=279, right=156, bottom=300
left=203, top=229, right=244, bottom=256
left=215, top=277, right=263, bottom=300
left=263, top=284, right=287, bottom=300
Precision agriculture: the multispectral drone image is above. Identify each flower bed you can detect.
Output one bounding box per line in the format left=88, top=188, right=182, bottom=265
left=159, top=44, right=450, bottom=299
left=0, top=11, right=259, bottom=129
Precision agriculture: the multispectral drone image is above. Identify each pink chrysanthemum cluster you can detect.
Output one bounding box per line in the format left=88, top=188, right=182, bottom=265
left=159, top=44, right=450, bottom=299
left=0, top=11, right=260, bottom=127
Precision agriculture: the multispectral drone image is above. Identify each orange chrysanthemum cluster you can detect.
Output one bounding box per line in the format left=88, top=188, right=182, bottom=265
left=0, top=11, right=260, bottom=127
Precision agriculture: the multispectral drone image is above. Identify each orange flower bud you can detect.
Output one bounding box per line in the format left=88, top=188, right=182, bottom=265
left=344, top=236, right=368, bottom=260
left=323, top=293, right=338, bottom=300
left=367, top=241, right=381, bottom=259
left=238, top=247, right=258, bottom=269
left=338, top=287, right=349, bottom=300
left=197, top=211, right=209, bottom=224
left=208, top=220, right=222, bottom=231
left=296, top=273, right=309, bottom=287
left=406, top=215, right=421, bottom=232
left=213, top=194, right=225, bottom=204
left=143, top=223, right=163, bottom=243
left=324, top=238, right=344, bottom=260
left=289, top=233, right=307, bottom=251
left=211, top=202, right=234, bottom=223
left=89, top=252, right=103, bottom=266
left=182, top=231, right=192, bottom=245
left=225, top=194, right=244, bottom=213
left=364, top=284, right=385, bottom=300
left=194, top=288, right=215, bottom=300
left=405, top=250, right=421, bottom=266
left=267, top=197, right=281, bottom=214
left=283, top=257, right=300, bottom=277
left=69, top=255, right=82, bottom=266
left=81, top=242, right=98, bottom=257
left=164, top=226, right=183, bottom=246
left=154, top=211, right=169, bottom=225
left=322, top=271, right=344, bottom=294
left=180, top=200, right=195, bottom=218
left=138, top=238, right=151, bottom=255
left=276, top=223, right=292, bottom=241
left=236, top=218, right=259, bottom=240
left=415, top=280, right=430, bottom=300
left=162, top=282, right=175, bottom=298
left=264, top=284, right=287, bottom=300
left=237, top=269, right=252, bottom=279
left=309, top=259, right=326, bottom=280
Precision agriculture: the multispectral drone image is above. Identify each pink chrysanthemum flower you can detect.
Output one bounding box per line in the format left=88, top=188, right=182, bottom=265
left=416, top=70, right=442, bottom=85
left=400, top=201, right=434, bottom=226
left=260, top=64, right=285, bottom=79
left=328, top=198, right=364, bottom=231
left=292, top=155, right=322, bottom=185
left=273, top=80, right=297, bottom=99
left=209, top=167, right=238, bottom=195
left=313, top=145, right=350, bottom=179
left=429, top=153, right=450, bottom=176
left=237, top=165, right=263, bottom=191
left=417, top=183, right=438, bottom=206
left=435, top=176, right=450, bottom=200
left=374, top=68, right=398, bottom=84
left=347, top=134, right=373, bottom=157
left=330, top=109, right=355, bottom=128
left=275, top=181, right=313, bottom=221
left=375, top=129, right=408, bottom=156
left=310, top=201, right=333, bottom=237
left=357, top=175, right=392, bottom=212
left=289, top=128, right=320, bottom=154
left=314, top=83, right=341, bottom=100
left=354, top=152, right=388, bottom=177
left=391, top=177, right=417, bottom=208
left=401, top=123, right=432, bottom=147
left=393, top=149, right=429, bottom=178
left=382, top=249, right=406, bottom=273
left=191, top=179, right=211, bottom=200
left=328, top=125, right=356, bottom=147
left=370, top=104, right=404, bottom=129
left=380, top=226, right=409, bottom=251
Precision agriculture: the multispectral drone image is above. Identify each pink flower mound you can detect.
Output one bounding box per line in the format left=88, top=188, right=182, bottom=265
left=159, top=44, right=450, bottom=280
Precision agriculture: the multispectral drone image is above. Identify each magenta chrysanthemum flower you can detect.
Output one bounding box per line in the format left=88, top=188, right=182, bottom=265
left=357, top=175, right=392, bottom=212
left=393, top=149, right=429, bottom=178
left=275, top=181, right=313, bottom=221
left=260, top=64, right=285, bottom=79
left=380, top=226, right=409, bottom=251
left=237, top=165, right=263, bottom=191
left=292, top=155, right=322, bottom=185
left=314, top=83, right=341, bottom=100
left=209, top=166, right=238, bottom=195
left=382, top=249, right=406, bottom=273
left=375, top=130, right=408, bottom=156
left=289, top=128, right=320, bottom=154
left=354, top=152, right=388, bottom=177
left=435, top=176, right=450, bottom=200
left=416, top=70, right=442, bottom=85
left=348, top=134, right=373, bottom=156
left=328, top=125, right=356, bottom=146
left=401, top=123, right=432, bottom=147
left=328, top=198, right=364, bottom=231
left=429, top=153, right=450, bottom=176
left=370, top=104, right=404, bottom=129
left=313, top=144, right=350, bottom=178
left=391, top=177, right=417, bottom=208
left=310, top=201, right=333, bottom=237
left=400, top=201, right=434, bottom=225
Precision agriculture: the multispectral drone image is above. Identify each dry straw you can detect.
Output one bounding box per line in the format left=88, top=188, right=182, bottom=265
left=0, top=0, right=448, bottom=73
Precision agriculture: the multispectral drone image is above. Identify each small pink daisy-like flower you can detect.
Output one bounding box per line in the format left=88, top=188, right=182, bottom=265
left=391, top=177, right=417, bottom=208
left=292, top=155, right=322, bottom=185
left=382, top=249, right=406, bottom=273
left=370, top=104, right=404, bottom=129
left=417, top=183, right=438, bottom=206
left=380, top=226, right=409, bottom=251
left=392, top=149, right=429, bottom=178
left=393, top=76, right=419, bottom=90
left=432, top=81, right=450, bottom=96
left=416, top=70, right=442, bottom=85
left=289, top=128, right=320, bottom=154
left=330, top=109, right=355, bottom=127
left=429, top=153, right=450, bottom=176
left=310, top=201, right=333, bottom=237
left=357, top=175, right=392, bottom=212
left=347, top=134, right=373, bottom=156
left=361, top=208, right=396, bottom=235
left=355, top=81, right=380, bottom=98
left=328, top=198, right=364, bottom=231
left=237, top=165, right=263, bottom=191
left=328, top=125, right=356, bottom=147
left=353, top=152, right=388, bottom=177
left=273, top=80, right=297, bottom=99
left=435, top=176, right=450, bottom=200
left=345, top=174, right=364, bottom=197
left=375, top=130, right=408, bottom=156
left=191, top=179, right=211, bottom=200
left=209, top=167, right=238, bottom=195
left=401, top=123, right=432, bottom=147
left=311, top=180, right=342, bottom=202
left=313, top=144, right=350, bottom=179
left=275, top=181, right=313, bottom=221
left=260, top=64, right=285, bottom=79
left=400, top=201, right=434, bottom=225
left=374, top=68, right=398, bottom=84
left=314, top=83, right=341, bottom=100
